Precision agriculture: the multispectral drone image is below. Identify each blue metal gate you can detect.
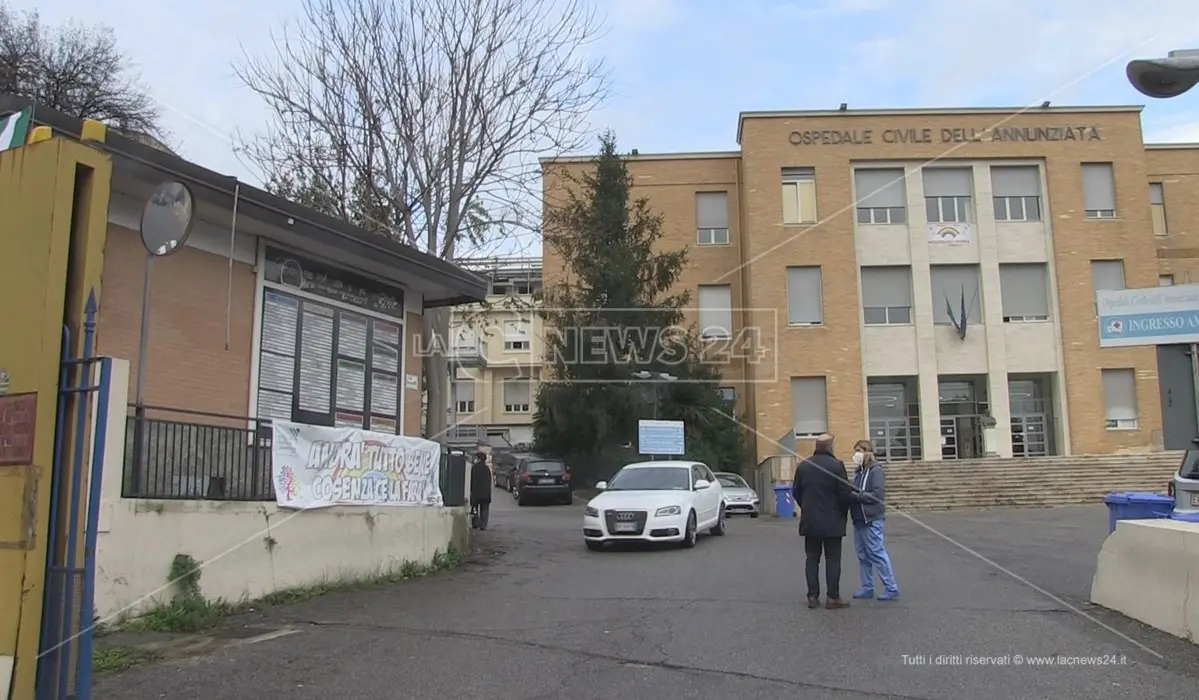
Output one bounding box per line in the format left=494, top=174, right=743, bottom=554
left=36, top=293, right=113, bottom=700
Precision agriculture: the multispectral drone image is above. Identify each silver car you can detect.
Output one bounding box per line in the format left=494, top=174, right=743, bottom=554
left=714, top=472, right=759, bottom=517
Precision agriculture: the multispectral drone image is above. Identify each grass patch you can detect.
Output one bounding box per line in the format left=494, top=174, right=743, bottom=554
left=120, top=545, right=466, bottom=634
left=92, top=646, right=160, bottom=674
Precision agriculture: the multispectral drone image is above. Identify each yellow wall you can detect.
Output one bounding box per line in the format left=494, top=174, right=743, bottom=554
left=0, top=136, right=111, bottom=700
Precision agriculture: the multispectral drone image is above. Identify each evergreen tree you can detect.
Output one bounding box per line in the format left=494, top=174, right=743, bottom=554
left=534, top=132, right=750, bottom=483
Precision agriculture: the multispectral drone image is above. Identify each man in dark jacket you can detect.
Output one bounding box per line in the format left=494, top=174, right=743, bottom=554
left=470, top=451, right=492, bottom=530
left=792, top=434, right=856, bottom=609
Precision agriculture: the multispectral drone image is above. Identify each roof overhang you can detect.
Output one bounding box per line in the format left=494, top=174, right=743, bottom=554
left=1, top=95, right=488, bottom=308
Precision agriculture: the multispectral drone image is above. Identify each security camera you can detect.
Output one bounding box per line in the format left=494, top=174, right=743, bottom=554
left=1126, top=50, right=1199, bottom=99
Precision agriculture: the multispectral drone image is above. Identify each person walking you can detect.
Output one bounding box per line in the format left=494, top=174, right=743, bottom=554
left=470, top=450, right=493, bottom=530
left=850, top=440, right=899, bottom=601
left=792, top=434, right=855, bottom=609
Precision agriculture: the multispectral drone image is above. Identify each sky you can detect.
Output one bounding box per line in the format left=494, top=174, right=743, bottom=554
left=17, top=0, right=1199, bottom=230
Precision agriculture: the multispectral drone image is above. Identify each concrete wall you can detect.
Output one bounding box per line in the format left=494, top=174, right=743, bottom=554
left=93, top=359, right=468, bottom=620
left=1091, top=518, right=1199, bottom=644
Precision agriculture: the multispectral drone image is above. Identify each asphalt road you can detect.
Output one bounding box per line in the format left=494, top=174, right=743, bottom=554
left=94, top=493, right=1199, bottom=700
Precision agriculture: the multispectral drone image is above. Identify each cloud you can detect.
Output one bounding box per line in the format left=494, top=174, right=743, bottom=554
left=1146, top=115, right=1199, bottom=144
left=833, top=0, right=1199, bottom=107
left=21, top=0, right=1199, bottom=183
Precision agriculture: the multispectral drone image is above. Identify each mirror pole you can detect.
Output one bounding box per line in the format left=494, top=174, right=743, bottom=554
left=130, top=252, right=154, bottom=495
left=135, top=251, right=154, bottom=408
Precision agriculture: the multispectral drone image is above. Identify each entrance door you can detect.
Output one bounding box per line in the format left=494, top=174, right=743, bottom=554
left=1158, top=344, right=1198, bottom=450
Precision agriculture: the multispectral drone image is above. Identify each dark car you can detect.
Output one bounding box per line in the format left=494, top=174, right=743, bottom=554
left=493, top=452, right=520, bottom=491
left=506, top=453, right=572, bottom=506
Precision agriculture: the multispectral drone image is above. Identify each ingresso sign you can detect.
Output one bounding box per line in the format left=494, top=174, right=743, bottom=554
left=788, top=125, right=1102, bottom=146
left=1097, top=284, right=1199, bottom=347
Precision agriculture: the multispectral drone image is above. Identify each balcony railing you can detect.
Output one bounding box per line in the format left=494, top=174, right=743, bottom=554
left=124, top=405, right=274, bottom=501
left=447, top=338, right=488, bottom=368
left=447, top=423, right=486, bottom=445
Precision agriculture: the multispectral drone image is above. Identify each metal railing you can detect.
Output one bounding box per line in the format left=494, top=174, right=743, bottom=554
left=124, top=404, right=474, bottom=505
left=447, top=423, right=486, bottom=445
left=124, top=405, right=274, bottom=501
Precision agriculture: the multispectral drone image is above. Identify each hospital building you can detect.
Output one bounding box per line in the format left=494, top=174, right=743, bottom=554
left=542, top=105, right=1199, bottom=464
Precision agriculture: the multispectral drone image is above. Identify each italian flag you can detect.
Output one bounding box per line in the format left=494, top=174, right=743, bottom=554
left=0, top=108, right=32, bottom=152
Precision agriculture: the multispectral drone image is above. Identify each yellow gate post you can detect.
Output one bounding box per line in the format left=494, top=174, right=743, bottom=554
left=0, top=130, right=111, bottom=700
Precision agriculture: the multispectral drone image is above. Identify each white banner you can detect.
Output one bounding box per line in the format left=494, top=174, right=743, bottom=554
left=927, top=222, right=973, bottom=245
left=271, top=421, right=443, bottom=509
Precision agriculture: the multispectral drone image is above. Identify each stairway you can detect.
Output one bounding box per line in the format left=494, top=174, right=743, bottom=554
left=885, top=452, right=1183, bottom=511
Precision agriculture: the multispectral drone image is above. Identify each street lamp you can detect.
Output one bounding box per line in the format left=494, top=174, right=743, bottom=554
left=1127, top=49, right=1199, bottom=99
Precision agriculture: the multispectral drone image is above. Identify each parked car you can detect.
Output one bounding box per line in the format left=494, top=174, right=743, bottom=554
left=493, top=453, right=517, bottom=490
left=501, top=453, right=573, bottom=505
left=713, top=472, right=759, bottom=517
left=492, top=450, right=528, bottom=491
left=582, top=460, right=726, bottom=551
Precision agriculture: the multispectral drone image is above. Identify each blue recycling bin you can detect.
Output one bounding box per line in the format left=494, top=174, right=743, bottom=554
left=773, top=484, right=796, bottom=519
left=1170, top=510, right=1199, bottom=523
left=1103, top=492, right=1175, bottom=534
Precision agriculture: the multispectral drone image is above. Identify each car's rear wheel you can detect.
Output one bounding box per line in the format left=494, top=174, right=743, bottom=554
left=750, top=513, right=759, bottom=519
left=563, top=494, right=573, bottom=506
left=585, top=540, right=603, bottom=551
left=710, top=505, right=726, bottom=535
left=680, top=512, right=697, bottom=549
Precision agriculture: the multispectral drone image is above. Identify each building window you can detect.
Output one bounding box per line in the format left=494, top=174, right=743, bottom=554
left=1082, top=163, right=1117, bottom=218
left=696, top=192, right=730, bottom=245
left=716, top=387, right=735, bottom=404
left=781, top=167, right=817, bottom=225
left=503, top=319, right=531, bottom=351
left=1102, top=368, right=1138, bottom=430
left=929, top=264, right=982, bottom=325
left=991, top=165, right=1042, bottom=221
left=1091, top=259, right=1126, bottom=291
left=1160, top=274, right=1175, bottom=287
left=854, top=168, right=907, bottom=224
left=791, top=376, right=828, bottom=437
left=1150, top=182, right=1168, bottom=235
left=503, top=378, right=532, bottom=413
left=861, top=266, right=913, bottom=325
left=452, top=380, right=476, bottom=414
left=698, top=284, right=733, bottom=339
left=922, top=167, right=973, bottom=223
left=490, top=276, right=542, bottom=297
left=999, top=263, right=1050, bottom=322
left=786, top=266, right=823, bottom=326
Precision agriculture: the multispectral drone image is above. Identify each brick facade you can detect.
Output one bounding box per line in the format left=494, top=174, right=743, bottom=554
left=543, top=106, right=1197, bottom=464
left=96, top=224, right=256, bottom=420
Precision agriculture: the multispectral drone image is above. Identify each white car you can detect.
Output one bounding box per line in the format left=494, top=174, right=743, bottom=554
left=582, top=460, right=727, bottom=550
left=714, top=472, right=760, bottom=517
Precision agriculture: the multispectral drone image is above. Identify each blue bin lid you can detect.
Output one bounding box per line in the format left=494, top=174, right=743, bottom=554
left=1104, top=493, right=1131, bottom=505
left=1170, top=511, right=1199, bottom=522
left=1126, top=492, right=1174, bottom=504
left=773, top=484, right=791, bottom=492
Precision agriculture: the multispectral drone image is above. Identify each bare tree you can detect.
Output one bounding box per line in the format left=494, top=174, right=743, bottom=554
left=236, top=0, right=609, bottom=442
left=0, top=3, right=162, bottom=137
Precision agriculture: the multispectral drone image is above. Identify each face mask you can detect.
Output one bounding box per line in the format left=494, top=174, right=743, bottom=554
left=852, top=451, right=865, bottom=467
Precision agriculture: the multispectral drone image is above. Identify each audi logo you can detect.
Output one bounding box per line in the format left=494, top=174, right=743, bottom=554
left=614, top=512, right=637, bottom=521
